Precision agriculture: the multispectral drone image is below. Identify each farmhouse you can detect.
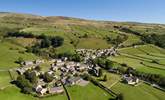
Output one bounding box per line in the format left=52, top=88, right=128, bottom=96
left=23, top=61, right=34, bottom=66
left=122, top=74, right=139, bottom=85
left=35, top=85, right=47, bottom=95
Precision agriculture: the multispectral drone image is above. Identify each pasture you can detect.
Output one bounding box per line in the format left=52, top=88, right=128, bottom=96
left=109, top=45, right=165, bottom=76
left=111, top=82, right=165, bottom=100
left=66, top=82, right=113, bottom=100
left=0, top=86, right=67, bottom=100
left=0, top=41, right=38, bottom=69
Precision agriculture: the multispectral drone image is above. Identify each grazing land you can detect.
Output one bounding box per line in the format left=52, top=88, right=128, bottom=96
left=111, top=82, right=165, bottom=100
left=0, top=12, right=165, bottom=100
left=67, top=83, right=113, bottom=100
left=0, top=41, right=38, bottom=69
left=109, top=45, right=165, bottom=76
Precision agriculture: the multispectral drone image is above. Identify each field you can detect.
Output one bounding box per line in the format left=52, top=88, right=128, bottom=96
left=108, top=45, right=165, bottom=76
left=0, top=12, right=165, bottom=100
left=99, top=71, right=121, bottom=88
left=0, top=86, right=67, bottom=100
left=0, top=82, right=113, bottom=100
left=0, top=40, right=38, bottom=92
left=121, top=34, right=142, bottom=46
left=66, top=82, right=113, bottom=100
left=7, top=38, right=37, bottom=47
left=0, top=41, right=38, bottom=69
left=96, top=71, right=165, bottom=100
left=0, top=71, right=11, bottom=89
left=77, top=38, right=111, bottom=49
left=111, top=82, right=165, bottom=100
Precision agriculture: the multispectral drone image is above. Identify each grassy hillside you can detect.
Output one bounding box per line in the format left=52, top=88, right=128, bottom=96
left=0, top=41, right=38, bottom=69
left=0, top=12, right=165, bottom=51
left=67, top=83, right=113, bottom=100
left=109, top=45, right=165, bottom=76
left=111, top=82, right=165, bottom=100
left=0, top=12, right=165, bottom=100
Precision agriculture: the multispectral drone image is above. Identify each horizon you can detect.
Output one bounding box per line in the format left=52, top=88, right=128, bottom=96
left=1, top=11, right=164, bottom=25
left=0, top=0, right=165, bottom=24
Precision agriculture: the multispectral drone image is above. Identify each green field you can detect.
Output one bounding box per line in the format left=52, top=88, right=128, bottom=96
left=0, top=12, right=165, bottom=100
left=111, top=82, right=165, bottom=100
left=109, top=45, right=165, bottom=76
left=0, top=71, right=11, bottom=89
left=121, top=34, right=142, bottom=46
left=77, top=38, right=111, bottom=49
left=0, top=41, right=38, bottom=69
left=67, top=82, right=113, bottom=100
left=0, top=86, right=67, bottom=100
left=99, top=72, right=121, bottom=88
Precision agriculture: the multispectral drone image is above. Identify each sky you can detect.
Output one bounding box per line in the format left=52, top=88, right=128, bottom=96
left=0, top=0, right=165, bottom=24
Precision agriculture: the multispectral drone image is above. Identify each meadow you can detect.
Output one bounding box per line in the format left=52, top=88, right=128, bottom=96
left=0, top=41, right=38, bottom=69
left=66, top=82, right=113, bottom=100
left=0, top=12, right=165, bottom=100
left=111, top=82, right=165, bottom=100
left=108, top=45, right=165, bottom=76
left=0, top=86, right=67, bottom=100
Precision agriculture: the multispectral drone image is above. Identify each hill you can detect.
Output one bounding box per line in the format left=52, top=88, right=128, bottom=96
left=0, top=12, right=165, bottom=100
left=0, top=12, right=165, bottom=52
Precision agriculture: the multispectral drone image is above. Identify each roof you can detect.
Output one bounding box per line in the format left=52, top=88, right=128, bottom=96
left=49, top=87, right=64, bottom=93
left=68, top=77, right=81, bottom=83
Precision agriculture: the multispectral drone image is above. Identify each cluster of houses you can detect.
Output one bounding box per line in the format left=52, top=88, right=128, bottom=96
left=16, top=59, right=44, bottom=75
left=16, top=58, right=90, bottom=96
left=76, top=47, right=117, bottom=63
left=15, top=47, right=139, bottom=97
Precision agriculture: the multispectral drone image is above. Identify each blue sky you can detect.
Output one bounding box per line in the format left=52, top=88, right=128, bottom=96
left=0, top=0, right=165, bottom=23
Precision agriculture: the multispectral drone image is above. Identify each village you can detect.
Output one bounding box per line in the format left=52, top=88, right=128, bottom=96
left=15, top=48, right=140, bottom=97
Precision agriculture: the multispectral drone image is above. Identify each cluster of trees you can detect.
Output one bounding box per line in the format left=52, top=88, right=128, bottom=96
left=38, top=35, right=64, bottom=48
left=6, top=31, right=36, bottom=38
left=141, top=34, right=165, bottom=48
left=15, top=57, right=25, bottom=65
left=114, top=26, right=141, bottom=36
left=24, top=70, right=38, bottom=84
left=6, top=31, right=64, bottom=49
left=57, top=52, right=83, bottom=62
left=23, top=34, right=64, bottom=57
left=43, top=72, right=54, bottom=82
left=16, top=75, right=33, bottom=94
left=94, top=58, right=117, bottom=70
left=106, top=34, right=128, bottom=46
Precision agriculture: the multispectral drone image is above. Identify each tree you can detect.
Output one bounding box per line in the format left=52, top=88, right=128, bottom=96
left=51, top=36, right=64, bottom=48
left=16, top=75, right=32, bottom=94
left=24, top=70, right=38, bottom=84
left=83, top=33, right=88, bottom=38
left=105, top=60, right=113, bottom=69
left=116, top=93, right=124, bottom=100
left=35, top=65, right=41, bottom=71
left=103, top=74, right=107, bottom=81
left=40, top=37, right=51, bottom=48
left=71, top=53, right=82, bottom=62
left=117, top=67, right=126, bottom=74
left=44, top=72, right=54, bottom=82
left=15, top=57, right=24, bottom=65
